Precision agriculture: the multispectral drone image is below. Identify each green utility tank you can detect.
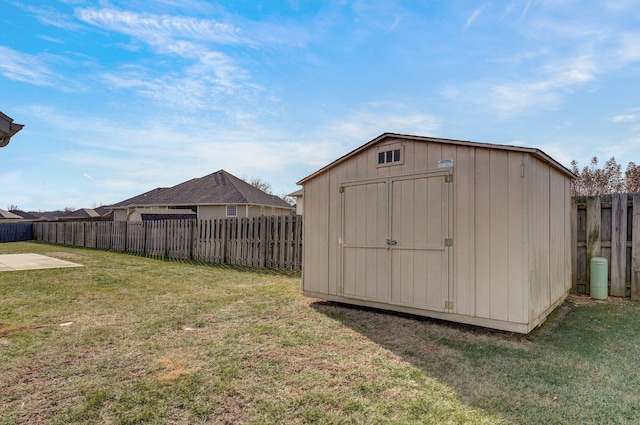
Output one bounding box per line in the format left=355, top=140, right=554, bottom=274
left=590, top=257, right=608, bottom=300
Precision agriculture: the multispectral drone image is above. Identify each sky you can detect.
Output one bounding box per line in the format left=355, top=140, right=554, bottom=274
left=1, top=0, right=640, bottom=211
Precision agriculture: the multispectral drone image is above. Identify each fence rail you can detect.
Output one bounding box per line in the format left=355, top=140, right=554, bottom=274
left=572, top=193, right=640, bottom=299
left=33, top=216, right=303, bottom=271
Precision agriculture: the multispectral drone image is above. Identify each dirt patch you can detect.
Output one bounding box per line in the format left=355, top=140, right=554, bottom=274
left=155, top=351, right=200, bottom=383
left=568, top=294, right=629, bottom=306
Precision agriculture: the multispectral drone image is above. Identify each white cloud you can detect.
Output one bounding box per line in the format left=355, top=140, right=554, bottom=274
left=449, top=54, right=598, bottom=118
left=14, top=3, right=85, bottom=31
left=610, top=114, right=638, bottom=123
left=75, top=7, right=253, bottom=47
left=74, top=7, right=265, bottom=107
left=100, top=44, right=254, bottom=110
left=14, top=104, right=333, bottom=204
left=603, top=137, right=640, bottom=161
left=618, top=32, right=640, bottom=62
left=327, top=103, right=441, bottom=143
left=0, top=47, right=58, bottom=87
left=466, top=5, right=486, bottom=28
left=542, top=54, right=597, bottom=85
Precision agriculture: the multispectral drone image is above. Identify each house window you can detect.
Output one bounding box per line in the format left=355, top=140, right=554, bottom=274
left=226, top=205, right=237, bottom=217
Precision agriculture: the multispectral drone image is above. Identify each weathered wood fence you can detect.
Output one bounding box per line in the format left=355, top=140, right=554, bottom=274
left=33, top=217, right=303, bottom=270
left=573, top=193, right=640, bottom=299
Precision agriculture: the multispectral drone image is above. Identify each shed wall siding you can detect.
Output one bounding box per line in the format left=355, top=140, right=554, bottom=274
left=550, top=167, right=573, bottom=303
left=303, top=172, right=330, bottom=294
left=301, top=136, right=571, bottom=332
left=507, top=152, right=527, bottom=324
left=528, top=158, right=550, bottom=320
left=526, top=157, right=571, bottom=323
left=473, top=150, right=527, bottom=324
left=452, top=146, right=475, bottom=317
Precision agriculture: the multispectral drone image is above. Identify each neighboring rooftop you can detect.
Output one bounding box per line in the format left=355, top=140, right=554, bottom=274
left=0, top=111, right=24, bottom=148
left=59, top=208, right=101, bottom=219
left=0, top=209, right=23, bottom=219
left=28, top=211, right=65, bottom=221
left=111, top=169, right=292, bottom=209
left=9, top=210, right=40, bottom=220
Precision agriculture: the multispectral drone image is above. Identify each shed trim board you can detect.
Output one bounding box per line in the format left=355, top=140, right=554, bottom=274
left=300, top=133, right=573, bottom=334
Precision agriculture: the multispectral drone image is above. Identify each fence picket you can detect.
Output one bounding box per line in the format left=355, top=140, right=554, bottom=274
left=611, top=194, right=628, bottom=296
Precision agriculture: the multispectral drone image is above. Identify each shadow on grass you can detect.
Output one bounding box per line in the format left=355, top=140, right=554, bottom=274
left=26, top=240, right=302, bottom=278
left=146, top=255, right=302, bottom=278
left=310, top=296, right=640, bottom=425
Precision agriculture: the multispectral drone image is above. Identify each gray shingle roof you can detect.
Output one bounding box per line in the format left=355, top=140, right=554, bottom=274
left=0, top=209, right=22, bottom=219
left=9, top=210, right=40, bottom=220
left=60, top=208, right=100, bottom=219
left=111, top=170, right=292, bottom=209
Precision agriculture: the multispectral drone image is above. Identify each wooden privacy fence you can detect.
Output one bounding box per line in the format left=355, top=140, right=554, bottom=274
left=33, top=216, right=303, bottom=270
left=573, top=193, right=640, bottom=299
left=0, top=223, right=33, bottom=243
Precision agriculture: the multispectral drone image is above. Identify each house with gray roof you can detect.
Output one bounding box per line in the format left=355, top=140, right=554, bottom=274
left=0, top=209, right=23, bottom=220
left=57, top=208, right=113, bottom=221
left=109, top=169, right=294, bottom=221
left=9, top=210, right=41, bottom=220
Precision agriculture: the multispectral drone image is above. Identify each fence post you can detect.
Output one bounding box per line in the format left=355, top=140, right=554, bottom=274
left=586, top=196, right=602, bottom=294
left=611, top=194, right=628, bottom=296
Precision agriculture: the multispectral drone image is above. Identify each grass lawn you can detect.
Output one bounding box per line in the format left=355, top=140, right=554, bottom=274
left=1, top=241, right=640, bottom=424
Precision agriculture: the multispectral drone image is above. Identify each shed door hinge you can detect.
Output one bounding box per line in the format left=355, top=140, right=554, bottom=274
left=445, top=238, right=453, bottom=247
left=339, top=186, right=345, bottom=193
left=445, top=301, right=454, bottom=310
left=338, top=286, right=344, bottom=295
left=444, top=175, right=453, bottom=183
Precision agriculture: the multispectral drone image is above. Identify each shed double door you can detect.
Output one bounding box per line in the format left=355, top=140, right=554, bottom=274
left=341, top=171, right=451, bottom=312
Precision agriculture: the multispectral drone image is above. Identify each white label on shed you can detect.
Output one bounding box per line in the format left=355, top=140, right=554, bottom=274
left=438, top=159, right=454, bottom=168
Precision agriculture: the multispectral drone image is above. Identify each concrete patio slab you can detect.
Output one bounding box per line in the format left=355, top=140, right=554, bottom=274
left=0, top=253, right=83, bottom=272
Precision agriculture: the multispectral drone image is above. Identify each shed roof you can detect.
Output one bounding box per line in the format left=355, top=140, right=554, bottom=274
left=297, top=133, right=576, bottom=185
left=111, top=169, right=293, bottom=209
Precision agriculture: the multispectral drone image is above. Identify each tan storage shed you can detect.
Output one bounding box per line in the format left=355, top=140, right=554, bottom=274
left=297, top=133, right=575, bottom=333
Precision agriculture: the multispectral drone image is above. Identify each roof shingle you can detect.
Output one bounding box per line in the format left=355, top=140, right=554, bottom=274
left=111, top=170, right=292, bottom=209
